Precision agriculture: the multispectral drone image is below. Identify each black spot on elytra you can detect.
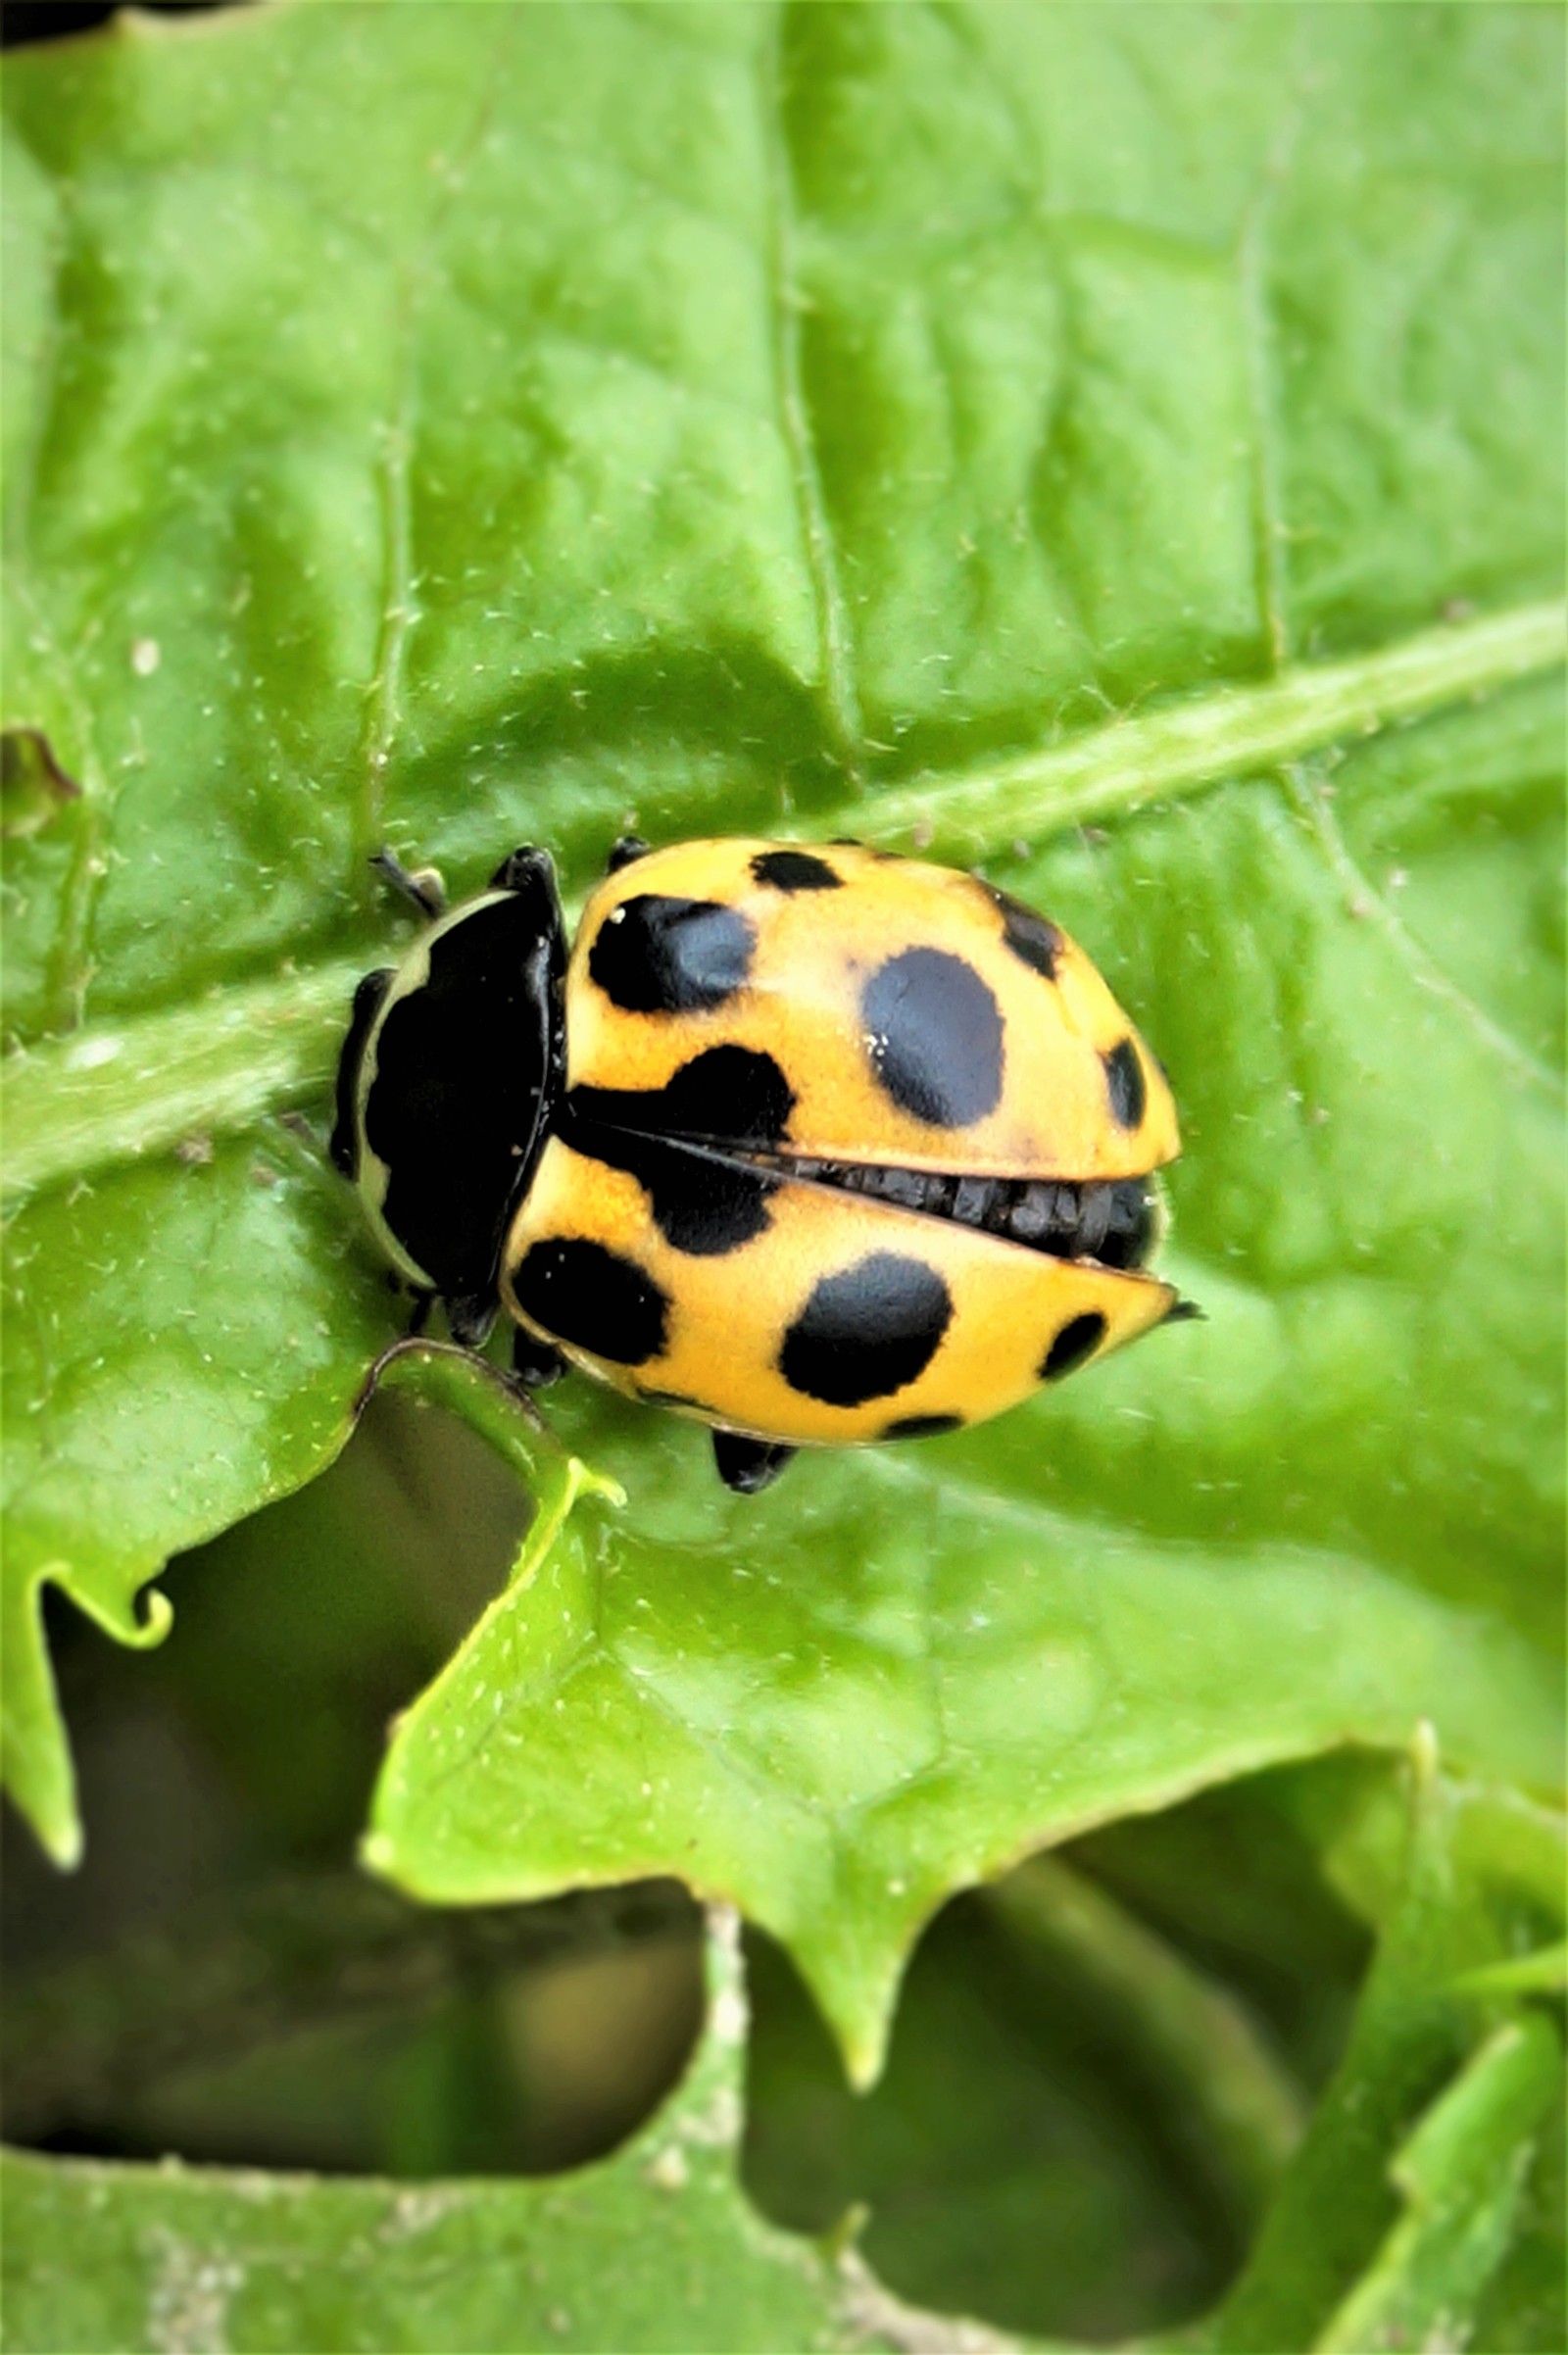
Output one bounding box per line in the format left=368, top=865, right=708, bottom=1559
left=644, top=1045, right=795, bottom=1147
left=1041, top=1310, right=1106, bottom=1382
left=862, top=949, right=1004, bottom=1129
left=331, top=966, right=392, bottom=1177
left=588, top=1131, right=780, bottom=1257
left=588, top=895, right=754, bottom=1014
left=779, top=1251, right=953, bottom=1406
left=510, top=1237, right=668, bottom=1366
left=564, top=1047, right=795, bottom=1257
left=363, top=878, right=564, bottom=1303
left=751, top=848, right=843, bottom=894
left=1103, top=1038, right=1147, bottom=1131
left=881, top=1412, right=963, bottom=1441
left=989, top=885, right=1065, bottom=982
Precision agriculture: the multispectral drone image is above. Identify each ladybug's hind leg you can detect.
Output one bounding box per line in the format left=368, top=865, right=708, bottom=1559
left=444, top=1293, right=499, bottom=1349
left=711, top=1430, right=797, bottom=1496
left=512, top=1329, right=566, bottom=1389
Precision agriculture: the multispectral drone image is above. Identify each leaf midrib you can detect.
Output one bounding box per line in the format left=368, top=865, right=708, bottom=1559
left=3, top=597, right=1563, bottom=1206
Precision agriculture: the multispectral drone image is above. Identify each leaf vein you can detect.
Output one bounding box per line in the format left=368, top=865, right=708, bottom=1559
left=1284, top=760, right=1564, bottom=1099
left=760, top=15, right=864, bottom=779
left=356, top=20, right=520, bottom=866
left=4, top=602, right=1561, bottom=1201
left=859, top=599, right=1568, bottom=853
left=1237, top=94, right=1306, bottom=670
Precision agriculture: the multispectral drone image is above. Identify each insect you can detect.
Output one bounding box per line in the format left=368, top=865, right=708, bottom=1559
left=332, top=836, right=1194, bottom=1494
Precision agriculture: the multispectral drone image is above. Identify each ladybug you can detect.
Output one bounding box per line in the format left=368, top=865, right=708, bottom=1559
left=332, top=836, right=1194, bottom=1495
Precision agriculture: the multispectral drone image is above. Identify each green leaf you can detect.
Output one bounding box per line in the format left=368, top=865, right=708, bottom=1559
left=742, top=1760, right=1392, bottom=2341
left=1193, top=1737, right=1565, bottom=2352
left=1470, top=2084, right=1566, bottom=2355
left=1, top=1136, right=391, bottom=1861
left=366, top=1372, right=1561, bottom=2081
left=0, top=1912, right=924, bottom=2355
left=2, top=0, right=1562, bottom=2134
left=1455, top=1943, right=1568, bottom=1998
left=1315, top=2013, right=1562, bottom=2355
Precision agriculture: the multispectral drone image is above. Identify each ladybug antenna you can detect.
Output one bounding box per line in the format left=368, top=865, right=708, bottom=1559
left=370, top=847, right=446, bottom=921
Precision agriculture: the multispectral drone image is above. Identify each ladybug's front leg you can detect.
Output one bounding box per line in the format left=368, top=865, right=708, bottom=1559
left=710, top=1430, right=797, bottom=1496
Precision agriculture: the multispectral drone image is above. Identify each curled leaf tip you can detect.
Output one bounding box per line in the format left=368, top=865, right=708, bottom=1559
left=129, top=1589, right=175, bottom=1648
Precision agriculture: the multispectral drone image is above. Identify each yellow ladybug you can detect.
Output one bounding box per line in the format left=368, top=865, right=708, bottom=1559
left=333, top=837, right=1193, bottom=1493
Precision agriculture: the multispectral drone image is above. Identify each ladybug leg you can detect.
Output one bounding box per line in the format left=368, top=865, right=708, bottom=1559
left=488, top=844, right=558, bottom=895
left=710, top=1430, right=797, bottom=1496
left=606, top=833, right=649, bottom=874
left=443, top=1293, right=499, bottom=1349
left=512, top=1328, right=566, bottom=1389
left=370, top=847, right=446, bottom=919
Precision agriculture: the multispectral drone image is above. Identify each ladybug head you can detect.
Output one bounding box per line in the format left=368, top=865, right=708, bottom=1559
left=336, top=848, right=566, bottom=1335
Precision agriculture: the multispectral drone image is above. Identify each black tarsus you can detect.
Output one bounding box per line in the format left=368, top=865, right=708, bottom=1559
left=711, top=1430, right=798, bottom=1495
left=607, top=834, right=651, bottom=872
left=444, top=1292, right=500, bottom=1349
left=512, top=1328, right=567, bottom=1388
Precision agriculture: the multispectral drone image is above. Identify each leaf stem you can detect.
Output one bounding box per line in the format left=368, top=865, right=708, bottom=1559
left=2, top=959, right=362, bottom=1202
left=985, top=1854, right=1307, bottom=2212
left=4, top=600, right=1561, bottom=1204
left=860, top=599, right=1567, bottom=855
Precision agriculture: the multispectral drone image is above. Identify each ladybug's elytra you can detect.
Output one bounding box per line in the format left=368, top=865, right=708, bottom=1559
left=333, top=836, right=1194, bottom=1494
